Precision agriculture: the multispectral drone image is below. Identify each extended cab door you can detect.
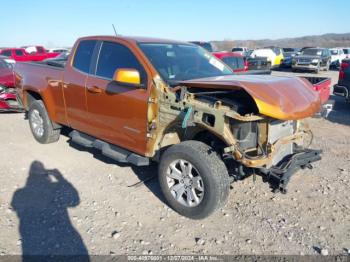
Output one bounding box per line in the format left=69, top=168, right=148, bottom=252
left=85, top=41, right=150, bottom=155
left=63, top=40, right=98, bottom=131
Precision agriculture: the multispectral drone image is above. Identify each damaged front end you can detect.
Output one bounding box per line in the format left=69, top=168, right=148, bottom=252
left=149, top=75, right=322, bottom=193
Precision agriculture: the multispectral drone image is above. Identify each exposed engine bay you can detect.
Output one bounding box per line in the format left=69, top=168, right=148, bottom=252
left=152, top=78, right=321, bottom=193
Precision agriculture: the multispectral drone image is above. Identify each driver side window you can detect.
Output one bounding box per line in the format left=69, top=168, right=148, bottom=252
left=95, top=41, right=146, bottom=83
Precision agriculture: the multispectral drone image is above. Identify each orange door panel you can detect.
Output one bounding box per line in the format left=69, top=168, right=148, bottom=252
left=85, top=77, right=149, bottom=155
left=84, top=41, right=150, bottom=155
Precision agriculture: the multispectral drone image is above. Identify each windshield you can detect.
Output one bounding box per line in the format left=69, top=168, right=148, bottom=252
left=283, top=48, right=294, bottom=52
left=302, top=49, right=322, bottom=56
left=232, top=48, right=243, bottom=52
left=330, top=50, right=338, bottom=55
left=139, top=43, right=233, bottom=85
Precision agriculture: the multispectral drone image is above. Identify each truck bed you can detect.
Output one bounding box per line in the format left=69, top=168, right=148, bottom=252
left=302, top=76, right=331, bottom=104
left=15, top=61, right=66, bottom=122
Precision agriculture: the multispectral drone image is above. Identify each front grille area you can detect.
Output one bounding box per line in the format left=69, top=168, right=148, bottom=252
left=297, top=58, right=311, bottom=64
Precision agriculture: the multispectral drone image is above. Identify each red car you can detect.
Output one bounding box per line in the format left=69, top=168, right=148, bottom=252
left=0, top=47, right=59, bottom=62
left=213, top=51, right=248, bottom=72
left=0, top=48, right=33, bottom=62
left=0, top=56, right=22, bottom=111
left=303, top=77, right=331, bottom=104
left=0, top=56, right=15, bottom=87
left=213, top=51, right=271, bottom=74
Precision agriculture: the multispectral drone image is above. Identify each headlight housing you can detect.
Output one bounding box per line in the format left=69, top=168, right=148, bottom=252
left=311, top=59, right=319, bottom=63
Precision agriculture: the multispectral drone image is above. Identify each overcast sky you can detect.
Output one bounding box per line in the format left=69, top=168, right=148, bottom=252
left=1, top=0, right=349, bottom=47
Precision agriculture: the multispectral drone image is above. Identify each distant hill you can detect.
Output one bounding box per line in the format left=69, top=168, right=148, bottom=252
left=212, top=33, right=350, bottom=51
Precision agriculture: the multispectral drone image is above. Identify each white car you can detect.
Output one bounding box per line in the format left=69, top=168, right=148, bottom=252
left=231, top=47, right=248, bottom=56
left=342, top=47, right=350, bottom=59
left=249, top=48, right=276, bottom=67
left=329, top=48, right=346, bottom=68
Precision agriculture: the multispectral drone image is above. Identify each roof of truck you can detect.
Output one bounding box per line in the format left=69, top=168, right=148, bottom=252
left=78, top=35, right=190, bottom=45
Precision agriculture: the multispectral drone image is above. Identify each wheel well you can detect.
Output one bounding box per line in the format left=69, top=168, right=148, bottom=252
left=158, top=126, right=227, bottom=153
left=26, top=91, right=42, bottom=108
left=192, top=130, right=227, bottom=152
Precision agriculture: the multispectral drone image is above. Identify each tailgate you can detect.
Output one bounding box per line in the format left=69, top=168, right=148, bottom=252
left=247, top=57, right=271, bottom=70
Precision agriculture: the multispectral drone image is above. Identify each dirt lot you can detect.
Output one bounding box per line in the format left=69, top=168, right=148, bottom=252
left=0, top=69, right=350, bottom=256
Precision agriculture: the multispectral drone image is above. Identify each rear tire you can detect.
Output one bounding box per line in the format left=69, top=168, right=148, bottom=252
left=28, top=100, right=60, bottom=144
left=158, top=141, right=230, bottom=219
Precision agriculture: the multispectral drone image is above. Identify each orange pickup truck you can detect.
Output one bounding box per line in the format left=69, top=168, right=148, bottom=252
left=15, top=36, right=322, bottom=219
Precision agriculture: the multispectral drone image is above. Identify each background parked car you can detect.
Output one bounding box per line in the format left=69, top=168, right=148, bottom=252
left=0, top=57, right=21, bottom=112
left=333, top=59, right=350, bottom=101
left=264, top=46, right=284, bottom=68
left=212, top=51, right=247, bottom=72
left=292, top=48, right=331, bottom=73
left=329, top=48, right=346, bottom=68
left=249, top=48, right=277, bottom=68
left=281, top=48, right=299, bottom=68
left=342, top=47, right=350, bottom=58
left=0, top=48, right=33, bottom=62
left=231, top=47, right=248, bottom=56
left=244, top=56, right=271, bottom=74
left=213, top=51, right=271, bottom=75
left=189, top=41, right=213, bottom=52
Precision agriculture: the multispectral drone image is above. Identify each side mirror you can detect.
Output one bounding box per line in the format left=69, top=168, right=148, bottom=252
left=113, top=68, right=143, bottom=87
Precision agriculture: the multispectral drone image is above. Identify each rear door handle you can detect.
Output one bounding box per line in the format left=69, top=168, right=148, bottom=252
left=87, top=86, right=102, bottom=94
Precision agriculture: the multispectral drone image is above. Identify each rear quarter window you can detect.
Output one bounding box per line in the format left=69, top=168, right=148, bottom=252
left=1, top=50, right=12, bottom=57
left=73, top=40, right=97, bottom=74
left=37, top=47, right=45, bottom=53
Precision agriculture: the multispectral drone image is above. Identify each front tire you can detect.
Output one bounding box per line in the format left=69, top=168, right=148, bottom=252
left=158, top=141, right=230, bottom=219
left=28, top=100, right=60, bottom=144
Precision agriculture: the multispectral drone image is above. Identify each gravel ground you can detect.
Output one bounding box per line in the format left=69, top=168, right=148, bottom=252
left=0, top=69, right=349, bottom=256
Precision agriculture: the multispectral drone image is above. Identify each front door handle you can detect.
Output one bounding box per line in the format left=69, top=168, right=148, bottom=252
left=87, top=86, right=102, bottom=94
